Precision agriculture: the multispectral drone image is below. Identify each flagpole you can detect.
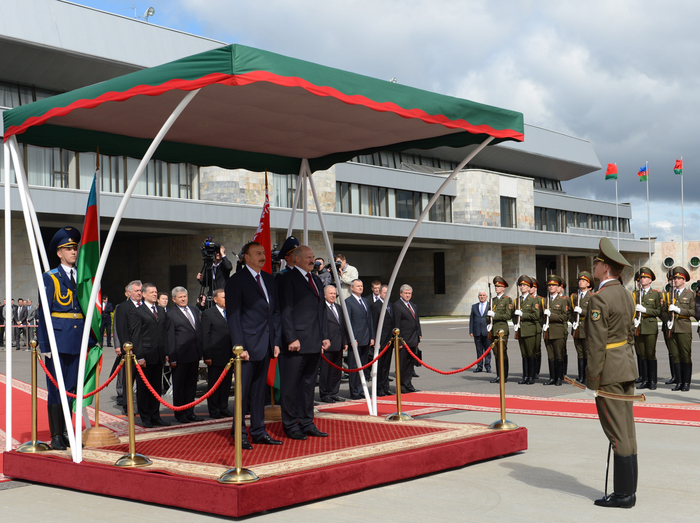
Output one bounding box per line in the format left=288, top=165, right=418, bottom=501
left=681, top=156, right=685, bottom=266
left=95, top=151, right=102, bottom=429
left=615, top=162, right=620, bottom=250
left=646, top=161, right=651, bottom=263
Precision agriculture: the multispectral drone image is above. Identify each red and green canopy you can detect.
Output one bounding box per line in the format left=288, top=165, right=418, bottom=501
left=3, top=44, right=523, bottom=173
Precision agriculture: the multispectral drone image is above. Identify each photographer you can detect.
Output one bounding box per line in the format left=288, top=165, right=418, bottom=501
left=197, top=243, right=232, bottom=291
left=314, top=257, right=332, bottom=288
left=335, top=254, right=358, bottom=299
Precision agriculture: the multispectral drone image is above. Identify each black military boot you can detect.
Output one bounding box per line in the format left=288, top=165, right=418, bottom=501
left=594, top=454, right=636, bottom=508
left=563, top=353, right=568, bottom=378
left=582, top=357, right=588, bottom=382
left=636, top=359, right=649, bottom=389
left=665, top=355, right=677, bottom=384
left=672, top=363, right=684, bottom=391
left=543, top=360, right=556, bottom=385
left=503, top=359, right=509, bottom=383
left=489, top=359, right=500, bottom=383
left=527, top=357, right=537, bottom=384
left=47, top=404, right=67, bottom=451
left=534, top=354, right=541, bottom=379
left=635, top=355, right=643, bottom=384
left=648, top=359, right=657, bottom=390
left=554, top=361, right=563, bottom=386
left=518, top=358, right=529, bottom=384
left=577, top=359, right=586, bottom=383
left=681, top=363, right=692, bottom=392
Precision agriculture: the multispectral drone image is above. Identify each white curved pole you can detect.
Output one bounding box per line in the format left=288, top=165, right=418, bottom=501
left=285, top=170, right=303, bottom=238
left=305, top=159, right=373, bottom=414
left=303, top=171, right=308, bottom=245
left=371, top=136, right=494, bottom=413
left=74, top=89, right=200, bottom=462
left=16, top=171, right=50, bottom=271
left=4, top=142, right=13, bottom=451
left=9, top=136, right=77, bottom=456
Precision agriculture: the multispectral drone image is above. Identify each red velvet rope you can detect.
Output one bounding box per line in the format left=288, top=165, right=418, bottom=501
left=402, top=340, right=494, bottom=375
left=320, top=340, right=392, bottom=372
left=38, top=353, right=124, bottom=399
left=135, top=359, right=231, bottom=412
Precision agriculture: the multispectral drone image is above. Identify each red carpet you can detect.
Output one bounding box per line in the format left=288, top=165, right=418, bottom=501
left=321, top=391, right=700, bottom=427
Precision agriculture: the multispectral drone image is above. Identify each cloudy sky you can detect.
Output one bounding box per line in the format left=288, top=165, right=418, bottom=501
left=80, top=1, right=700, bottom=241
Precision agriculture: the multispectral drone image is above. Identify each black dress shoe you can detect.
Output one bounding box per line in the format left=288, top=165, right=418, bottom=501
left=412, top=371, right=419, bottom=378
left=141, top=420, right=154, bottom=428
left=187, top=415, right=204, bottom=422
left=303, top=427, right=328, bottom=437
left=221, top=409, right=233, bottom=417
left=252, top=434, right=283, bottom=445
left=473, top=367, right=483, bottom=373
left=489, top=377, right=500, bottom=383
left=175, top=416, right=191, bottom=424
left=240, top=436, right=253, bottom=450
left=485, top=367, right=492, bottom=373
left=594, top=493, right=636, bottom=508
left=285, top=430, right=307, bottom=440
left=50, top=435, right=67, bottom=450
left=209, top=412, right=224, bottom=419
left=320, top=396, right=335, bottom=403
left=330, top=395, right=345, bottom=402
left=152, top=418, right=171, bottom=426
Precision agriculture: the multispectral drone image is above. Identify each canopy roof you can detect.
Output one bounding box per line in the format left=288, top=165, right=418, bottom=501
left=3, top=44, right=523, bottom=174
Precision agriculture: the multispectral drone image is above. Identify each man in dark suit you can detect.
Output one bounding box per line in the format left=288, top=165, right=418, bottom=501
left=197, top=244, right=233, bottom=291
left=277, top=245, right=331, bottom=440
left=101, top=295, right=113, bottom=347
left=371, top=284, right=395, bottom=396
left=26, top=300, right=38, bottom=344
left=129, top=282, right=169, bottom=428
left=226, top=241, right=283, bottom=448
left=202, top=288, right=233, bottom=419
left=345, top=279, right=375, bottom=400
left=470, top=290, right=492, bottom=373
left=1, top=299, right=5, bottom=345
left=393, top=284, right=422, bottom=393
left=113, top=281, right=142, bottom=410
left=167, top=286, right=203, bottom=424
left=15, top=298, right=28, bottom=349
left=319, top=285, right=348, bottom=402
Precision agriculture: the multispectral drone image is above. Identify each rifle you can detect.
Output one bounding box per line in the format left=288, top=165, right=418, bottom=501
left=514, top=294, right=522, bottom=340
left=572, top=290, right=582, bottom=338
left=634, top=281, right=642, bottom=336
left=543, top=293, right=551, bottom=340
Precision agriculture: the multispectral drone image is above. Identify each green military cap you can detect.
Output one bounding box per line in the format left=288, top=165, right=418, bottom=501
left=546, top=274, right=564, bottom=287
left=517, top=275, right=533, bottom=287
left=493, top=276, right=508, bottom=288
left=531, top=277, right=540, bottom=289
left=578, top=271, right=593, bottom=285
left=594, top=237, right=631, bottom=268
left=638, top=267, right=656, bottom=281
left=633, top=270, right=640, bottom=282
left=671, top=266, right=690, bottom=281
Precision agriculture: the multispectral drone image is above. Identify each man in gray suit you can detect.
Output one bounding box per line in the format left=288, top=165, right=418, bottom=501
left=319, top=285, right=348, bottom=402
left=345, top=279, right=375, bottom=400
left=469, top=291, right=492, bottom=373
left=26, top=300, right=38, bottom=346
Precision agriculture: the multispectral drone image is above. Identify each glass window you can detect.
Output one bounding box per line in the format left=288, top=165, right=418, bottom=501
left=19, top=86, right=33, bottom=106
left=380, top=151, right=395, bottom=169
left=350, top=183, right=360, bottom=214
left=360, top=185, right=370, bottom=215
left=501, top=196, right=517, bottom=228
left=388, top=189, right=396, bottom=218
left=396, top=190, right=414, bottom=219
left=0, top=82, right=19, bottom=108
left=80, top=151, right=98, bottom=190
left=369, top=186, right=380, bottom=216
left=26, top=145, right=52, bottom=186
left=378, top=187, right=388, bottom=216
left=567, top=211, right=576, bottom=229
left=546, top=208, right=557, bottom=231
left=578, top=213, right=588, bottom=228
left=535, top=207, right=542, bottom=230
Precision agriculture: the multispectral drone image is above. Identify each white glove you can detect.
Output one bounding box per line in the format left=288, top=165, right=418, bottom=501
left=668, top=304, right=681, bottom=314
left=543, top=309, right=551, bottom=317
left=514, top=309, right=523, bottom=317
left=514, top=323, right=520, bottom=332
left=574, top=306, right=582, bottom=314
left=635, top=304, right=646, bottom=313
left=542, top=324, right=549, bottom=332
left=633, top=318, right=641, bottom=328
left=487, top=310, right=495, bottom=318
left=667, top=320, right=674, bottom=330
left=44, top=352, right=52, bottom=359
left=486, top=323, right=493, bottom=332
left=572, top=322, right=579, bottom=331
left=584, top=387, right=596, bottom=397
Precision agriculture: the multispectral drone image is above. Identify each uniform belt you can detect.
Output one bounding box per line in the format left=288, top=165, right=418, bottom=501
left=51, top=312, right=84, bottom=319
left=677, top=315, right=690, bottom=319
left=605, top=340, right=627, bottom=349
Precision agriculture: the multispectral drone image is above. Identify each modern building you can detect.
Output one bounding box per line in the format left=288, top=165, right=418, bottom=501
left=1, top=0, right=653, bottom=315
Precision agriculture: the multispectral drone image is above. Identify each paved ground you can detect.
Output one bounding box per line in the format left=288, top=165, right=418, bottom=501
left=2, top=320, right=700, bottom=521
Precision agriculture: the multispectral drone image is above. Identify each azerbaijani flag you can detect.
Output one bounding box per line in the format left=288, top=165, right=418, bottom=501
left=638, top=165, right=648, bottom=182
left=76, top=172, right=103, bottom=408
left=605, top=163, right=618, bottom=180
left=674, top=159, right=683, bottom=175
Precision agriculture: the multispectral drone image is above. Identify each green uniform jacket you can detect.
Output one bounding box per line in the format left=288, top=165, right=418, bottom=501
left=535, top=296, right=545, bottom=334
left=666, top=288, right=696, bottom=335
left=571, top=290, right=593, bottom=339
left=492, top=294, right=513, bottom=337
left=546, top=294, right=570, bottom=340
left=517, top=295, right=541, bottom=337
left=585, top=280, right=637, bottom=389
left=632, top=288, right=662, bottom=336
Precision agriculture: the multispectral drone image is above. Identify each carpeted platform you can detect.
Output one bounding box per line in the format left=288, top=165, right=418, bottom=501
left=3, top=413, right=527, bottom=517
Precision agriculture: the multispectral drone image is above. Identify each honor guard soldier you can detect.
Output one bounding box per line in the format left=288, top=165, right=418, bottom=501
left=529, top=278, right=545, bottom=379
left=586, top=238, right=638, bottom=508
left=276, top=236, right=300, bottom=276
left=487, top=276, right=513, bottom=383
left=632, top=267, right=662, bottom=390
left=660, top=270, right=678, bottom=385
left=514, top=275, right=540, bottom=384
left=665, top=266, right=695, bottom=391
left=37, top=227, right=89, bottom=450
left=571, top=271, right=594, bottom=383
left=543, top=274, right=570, bottom=386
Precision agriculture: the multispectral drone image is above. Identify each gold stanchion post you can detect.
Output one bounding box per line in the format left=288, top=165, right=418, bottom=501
left=489, top=330, right=518, bottom=430
left=218, top=346, right=259, bottom=484
left=115, top=342, right=152, bottom=467
left=386, top=329, right=412, bottom=422
left=83, top=352, right=120, bottom=447
left=17, top=340, right=51, bottom=453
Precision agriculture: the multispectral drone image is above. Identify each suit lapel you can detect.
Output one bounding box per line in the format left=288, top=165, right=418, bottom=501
left=246, top=268, right=267, bottom=300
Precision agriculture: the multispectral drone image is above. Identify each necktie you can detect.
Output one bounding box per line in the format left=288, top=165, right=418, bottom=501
left=387, top=303, right=392, bottom=317
left=184, top=307, right=195, bottom=328
left=330, top=304, right=339, bottom=322
left=359, top=297, right=367, bottom=312
left=151, top=305, right=158, bottom=320
left=307, top=273, right=318, bottom=297
left=255, top=274, right=265, bottom=295
left=136, top=301, right=141, bottom=307
left=480, top=303, right=485, bottom=316
left=70, top=269, right=76, bottom=288
left=222, top=309, right=227, bottom=320
left=407, top=302, right=415, bottom=318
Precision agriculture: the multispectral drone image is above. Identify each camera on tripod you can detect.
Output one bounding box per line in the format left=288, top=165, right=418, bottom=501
left=201, top=236, right=221, bottom=261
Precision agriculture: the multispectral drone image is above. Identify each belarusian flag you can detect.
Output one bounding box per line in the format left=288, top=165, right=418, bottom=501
left=76, top=172, right=103, bottom=408
left=638, top=165, right=648, bottom=182
left=674, top=159, right=683, bottom=175
left=605, top=163, right=618, bottom=180
left=252, top=170, right=271, bottom=274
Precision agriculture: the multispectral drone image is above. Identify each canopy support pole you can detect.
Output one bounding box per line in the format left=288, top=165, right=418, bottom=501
left=4, top=142, right=12, bottom=451
left=8, top=135, right=78, bottom=456
left=371, top=136, right=494, bottom=414
left=73, top=89, right=200, bottom=462
left=304, top=159, right=373, bottom=414
left=303, top=171, right=308, bottom=245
